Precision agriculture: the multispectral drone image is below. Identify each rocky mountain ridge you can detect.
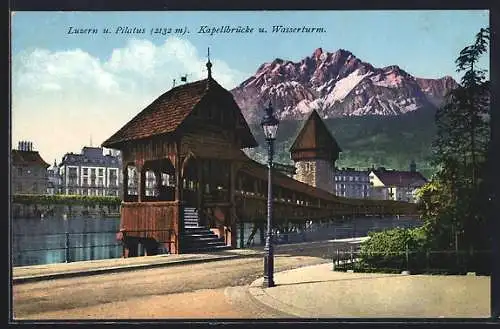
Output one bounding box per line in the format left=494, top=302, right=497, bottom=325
left=231, top=48, right=458, bottom=123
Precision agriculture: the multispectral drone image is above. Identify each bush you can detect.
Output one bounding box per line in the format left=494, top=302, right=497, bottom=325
left=12, top=194, right=122, bottom=206
left=358, top=227, right=428, bottom=271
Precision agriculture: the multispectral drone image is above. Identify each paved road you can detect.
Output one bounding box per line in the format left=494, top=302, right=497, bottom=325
left=13, top=240, right=359, bottom=319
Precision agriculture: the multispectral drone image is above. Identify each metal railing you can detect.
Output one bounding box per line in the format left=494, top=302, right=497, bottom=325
left=333, top=248, right=492, bottom=275
left=244, top=219, right=423, bottom=247
left=12, top=229, right=175, bottom=266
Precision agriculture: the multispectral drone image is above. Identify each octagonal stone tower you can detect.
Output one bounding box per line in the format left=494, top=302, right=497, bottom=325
left=289, top=110, right=341, bottom=194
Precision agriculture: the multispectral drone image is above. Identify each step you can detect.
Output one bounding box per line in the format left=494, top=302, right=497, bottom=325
left=185, top=241, right=226, bottom=248
left=184, top=235, right=223, bottom=240
left=183, top=245, right=232, bottom=253
left=184, top=238, right=224, bottom=244
left=184, top=227, right=210, bottom=232
left=183, top=233, right=224, bottom=240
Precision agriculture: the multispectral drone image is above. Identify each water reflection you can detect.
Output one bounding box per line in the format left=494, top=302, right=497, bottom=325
left=12, top=216, right=121, bottom=266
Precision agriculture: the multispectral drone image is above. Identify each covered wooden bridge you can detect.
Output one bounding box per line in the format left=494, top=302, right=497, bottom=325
left=102, top=63, right=417, bottom=256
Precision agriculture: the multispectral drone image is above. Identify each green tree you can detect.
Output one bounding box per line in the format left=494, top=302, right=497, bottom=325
left=424, top=27, right=490, bottom=251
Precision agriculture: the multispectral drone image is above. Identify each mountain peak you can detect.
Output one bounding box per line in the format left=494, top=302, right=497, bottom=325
left=312, top=48, right=324, bottom=59
left=231, top=47, right=456, bottom=123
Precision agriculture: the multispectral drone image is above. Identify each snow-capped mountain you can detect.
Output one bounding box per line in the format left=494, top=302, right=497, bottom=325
left=231, top=48, right=459, bottom=123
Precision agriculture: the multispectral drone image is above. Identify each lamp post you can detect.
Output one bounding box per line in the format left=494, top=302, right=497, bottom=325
left=261, top=101, right=279, bottom=288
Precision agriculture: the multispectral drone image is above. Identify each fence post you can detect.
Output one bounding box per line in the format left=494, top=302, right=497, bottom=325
left=405, top=243, right=409, bottom=271
left=65, top=232, right=70, bottom=263
left=426, top=249, right=430, bottom=273
left=336, top=249, right=339, bottom=268
left=350, top=246, right=354, bottom=271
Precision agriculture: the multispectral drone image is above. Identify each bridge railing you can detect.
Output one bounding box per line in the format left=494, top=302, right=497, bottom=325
left=244, top=218, right=423, bottom=247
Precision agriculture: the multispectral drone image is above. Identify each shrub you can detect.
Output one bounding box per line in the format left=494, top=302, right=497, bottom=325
left=358, top=227, right=428, bottom=271
left=12, top=194, right=122, bottom=206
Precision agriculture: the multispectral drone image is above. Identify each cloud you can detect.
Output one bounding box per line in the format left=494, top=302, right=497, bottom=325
left=11, top=37, right=250, bottom=163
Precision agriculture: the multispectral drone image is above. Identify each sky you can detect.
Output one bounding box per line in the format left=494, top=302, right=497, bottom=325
left=11, top=10, right=489, bottom=165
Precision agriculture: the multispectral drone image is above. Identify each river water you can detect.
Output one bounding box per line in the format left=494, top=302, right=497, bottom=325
left=12, top=216, right=422, bottom=267
left=12, top=216, right=122, bottom=267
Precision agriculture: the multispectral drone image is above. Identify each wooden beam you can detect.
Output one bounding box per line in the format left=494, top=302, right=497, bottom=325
left=174, top=140, right=181, bottom=201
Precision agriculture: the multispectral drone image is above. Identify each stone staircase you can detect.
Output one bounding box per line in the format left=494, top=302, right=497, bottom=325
left=182, top=207, right=231, bottom=253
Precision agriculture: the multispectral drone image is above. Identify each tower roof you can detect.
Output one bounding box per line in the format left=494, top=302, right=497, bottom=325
left=289, top=110, right=341, bottom=162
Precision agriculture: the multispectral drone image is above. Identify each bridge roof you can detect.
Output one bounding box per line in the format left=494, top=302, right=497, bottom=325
left=239, top=157, right=344, bottom=202
left=102, top=78, right=257, bottom=149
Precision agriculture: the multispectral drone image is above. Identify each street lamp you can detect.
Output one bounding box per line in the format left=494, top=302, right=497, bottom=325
left=261, top=100, right=279, bottom=288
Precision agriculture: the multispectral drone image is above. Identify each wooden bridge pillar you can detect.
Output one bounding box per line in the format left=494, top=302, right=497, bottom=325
left=228, top=162, right=237, bottom=247
left=122, top=165, right=129, bottom=201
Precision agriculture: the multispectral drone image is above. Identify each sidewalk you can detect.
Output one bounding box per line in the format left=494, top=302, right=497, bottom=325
left=248, top=263, right=491, bottom=318
left=13, top=248, right=263, bottom=284
left=12, top=237, right=367, bottom=284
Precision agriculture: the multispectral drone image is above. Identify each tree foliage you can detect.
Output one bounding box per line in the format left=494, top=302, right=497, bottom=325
left=12, top=194, right=122, bottom=206
left=421, top=27, right=490, bottom=251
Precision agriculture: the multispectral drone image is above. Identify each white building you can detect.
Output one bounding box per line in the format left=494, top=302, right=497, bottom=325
left=334, top=167, right=371, bottom=199
left=369, top=162, right=427, bottom=203
left=47, top=160, right=62, bottom=195
left=58, top=146, right=122, bottom=196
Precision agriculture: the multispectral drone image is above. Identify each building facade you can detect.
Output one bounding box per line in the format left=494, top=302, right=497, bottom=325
left=11, top=141, right=50, bottom=194
left=59, top=147, right=122, bottom=196
left=46, top=160, right=62, bottom=195
left=290, top=110, right=341, bottom=194
left=369, top=162, right=427, bottom=203
left=334, top=167, right=371, bottom=199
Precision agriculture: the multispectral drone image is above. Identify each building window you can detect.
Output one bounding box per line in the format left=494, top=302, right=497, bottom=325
left=98, top=177, right=104, bottom=187
left=17, top=183, right=22, bottom=192
left=83, top=168, right=88, bottom=175
left=91, top=168, right=96, bottom=177
left=98, top=168, right=104, bottom=176
left=17, top=167, right=22, bottom=176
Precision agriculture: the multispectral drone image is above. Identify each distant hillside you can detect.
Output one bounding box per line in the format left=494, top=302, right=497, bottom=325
left=244, top=107, right=437, bottom=179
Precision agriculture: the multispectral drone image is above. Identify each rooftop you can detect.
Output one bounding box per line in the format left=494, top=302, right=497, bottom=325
left=11, top=150, right=50, bottom=168
left=371, top=170, right=428, bottom=187
left=102, top=77, right=257, bottom=149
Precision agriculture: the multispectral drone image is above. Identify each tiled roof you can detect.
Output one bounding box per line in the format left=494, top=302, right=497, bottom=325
left=372, top=170, right=428, bottom=187
left=11, top=150, right=50, bottom=168
left=290, top=109, right=341, bottom=159
left=103, top=79, right=209, bottom=147
left=103, top=78, right=258, bottom=149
